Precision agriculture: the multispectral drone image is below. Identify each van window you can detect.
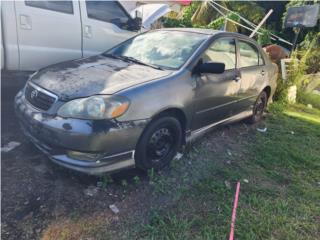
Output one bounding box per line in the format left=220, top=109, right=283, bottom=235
left=239, top=41, right=260, bottom=68
left=25, top=1, right=73, bottom=14
left=86, top=1, right=129, bottom=26
left=203, top=38, right=236, bottom=70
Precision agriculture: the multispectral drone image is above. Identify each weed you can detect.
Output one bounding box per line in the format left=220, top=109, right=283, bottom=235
left=121, top=179, right=128, bottom=187
left=100, top=175, right=113, bottom=188
left=147, top=168, right=155, bottom=181
left=133, top=176, right=140, bottom=184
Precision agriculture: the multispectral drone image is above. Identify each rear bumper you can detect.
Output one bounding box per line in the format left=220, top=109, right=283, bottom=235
left=14, top=90, right=149, bottom=175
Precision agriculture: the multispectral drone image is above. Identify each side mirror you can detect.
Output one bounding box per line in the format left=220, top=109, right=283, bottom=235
left=196, top=62, right=225, bottom=74
left=111, top=17, right=141, bottom=31
left=131, top=17, right=142, bottom=31
left=128, top=17, right=142, bottom=31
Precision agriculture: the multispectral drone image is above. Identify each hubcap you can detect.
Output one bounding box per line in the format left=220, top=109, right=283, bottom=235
left=147, top=127, right=175, bottom=163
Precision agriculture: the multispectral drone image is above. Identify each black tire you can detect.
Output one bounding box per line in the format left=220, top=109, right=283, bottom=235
left=248, top=91, right=268, bottom=124
left=135, top=116, right=182, bottom=170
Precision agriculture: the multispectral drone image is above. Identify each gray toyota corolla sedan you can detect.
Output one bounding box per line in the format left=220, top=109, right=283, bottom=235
left=15, top=28, right=278, bottom=175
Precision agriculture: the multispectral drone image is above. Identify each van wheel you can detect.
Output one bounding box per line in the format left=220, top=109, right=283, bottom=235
left=135, top=116, right=182, bottom=170
left=249, top=91, right=268, bottom=123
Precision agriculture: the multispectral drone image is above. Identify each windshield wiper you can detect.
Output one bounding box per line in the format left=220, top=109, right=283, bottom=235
left=104, top=53, right=163, bottom=70
left=103, top=53, right=123, bottom=60
left=119, top=56, right=163, bottom=70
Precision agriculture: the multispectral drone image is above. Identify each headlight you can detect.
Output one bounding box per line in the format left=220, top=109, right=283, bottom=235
left=57, top=95, right=129, bottom=120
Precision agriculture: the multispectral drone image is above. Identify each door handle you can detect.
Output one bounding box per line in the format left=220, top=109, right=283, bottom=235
left=20, top=15, right=32, bottom=30
left=84, top=25, right=92, bottom=38
left=261, top=70, right=265, bottom=76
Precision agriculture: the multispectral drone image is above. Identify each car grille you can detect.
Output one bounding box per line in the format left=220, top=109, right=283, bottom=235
left=25, top=83, right=57, bottom=111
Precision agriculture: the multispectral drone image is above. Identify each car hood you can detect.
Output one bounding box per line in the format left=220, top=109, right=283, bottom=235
left=30, top=55, right=172, bottom=100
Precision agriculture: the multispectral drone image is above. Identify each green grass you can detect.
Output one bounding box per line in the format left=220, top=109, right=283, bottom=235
left=134, top=104, right=320, bottom=240
left=298, top=92, right=320, bottom=110
left=41, top=104, right=320, bottom=240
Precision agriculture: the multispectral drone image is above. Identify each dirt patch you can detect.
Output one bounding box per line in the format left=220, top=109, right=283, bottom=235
left=2, top=119, right=253, bottom=240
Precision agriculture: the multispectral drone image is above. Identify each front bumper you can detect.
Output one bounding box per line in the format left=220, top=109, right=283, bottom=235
left=14, top=90, right=149, bottom=175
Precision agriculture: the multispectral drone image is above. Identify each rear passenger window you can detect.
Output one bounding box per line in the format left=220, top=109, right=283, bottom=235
left=86, top=1, right=129, bottom=25
left=239, top=41, right=261, bottom=68
left=203, top=38, right=236, bottom=70
left=25, top=1, right=73, bottom=14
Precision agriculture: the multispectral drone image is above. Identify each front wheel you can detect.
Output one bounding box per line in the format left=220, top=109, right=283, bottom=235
left=135, top=116, right=182, bottom=170
left=249, top=91, right=268, bottom=123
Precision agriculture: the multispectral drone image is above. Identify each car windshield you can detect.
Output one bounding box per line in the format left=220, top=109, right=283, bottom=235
left=105, top=30, right=208, bottom=69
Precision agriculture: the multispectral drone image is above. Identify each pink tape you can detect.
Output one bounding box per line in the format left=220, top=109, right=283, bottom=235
left=229, top=181, right=241, bottom=240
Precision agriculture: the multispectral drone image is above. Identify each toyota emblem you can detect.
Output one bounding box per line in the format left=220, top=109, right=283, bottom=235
left=30, top=89, right=38, bottom=99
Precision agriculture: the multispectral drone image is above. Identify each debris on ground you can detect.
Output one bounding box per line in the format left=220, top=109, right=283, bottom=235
left=290, top=131, right=295, bottom=135
left=1, top=141, right=21, bottom=152
left=307, top=104, right=313, bottom=109
left=227, top=149, right=232, bottom=156
left=109, top=204, right=120, bottom=214
left=226, top=160, right=232, bottom=165
left=224, top=180, right=231, bottom=189
left=243, top=179, right=249, bottom=183
left=242, top=123, right=249, bottom=131
left=174, top=152, right=183, bottom=160
left=257, top=127, right=267, bottom=133
left=83, top=186, right=99, bottom=197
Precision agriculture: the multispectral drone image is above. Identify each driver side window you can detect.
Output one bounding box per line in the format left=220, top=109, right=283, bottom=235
left=202, top=38, right=236, bottom=70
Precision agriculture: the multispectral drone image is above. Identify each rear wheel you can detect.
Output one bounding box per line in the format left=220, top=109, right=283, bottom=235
left=135, top=116, right=182, bottom=170
left=249, top=91, right=268, bottom=123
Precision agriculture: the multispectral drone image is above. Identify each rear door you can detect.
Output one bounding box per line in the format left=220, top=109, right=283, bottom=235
left=80, top=0, right=137, bottom=57
left=192, top=37, right=241, bottom=130
left=237, top=39, right=266, bottom=112
left=14, top=0, right=82, bottom=71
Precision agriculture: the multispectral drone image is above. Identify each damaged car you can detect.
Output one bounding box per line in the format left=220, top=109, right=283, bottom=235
left=15, top=28, right=278, bottom=175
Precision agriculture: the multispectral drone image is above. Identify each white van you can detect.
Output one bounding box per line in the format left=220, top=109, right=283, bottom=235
left=1, top=1, right=170, bottom=71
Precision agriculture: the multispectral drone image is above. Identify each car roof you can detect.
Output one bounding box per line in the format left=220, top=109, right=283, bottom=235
left=154, top=28, right=254, bottom=40
left=155, top=28, right=222, bottom=35
left=151, top=28, right=261, bottom=48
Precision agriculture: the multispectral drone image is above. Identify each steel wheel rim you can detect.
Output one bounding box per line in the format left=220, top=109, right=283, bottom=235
left=254, top=96, right=266, bottom=116
left=146, top=127, right=175, bottom=164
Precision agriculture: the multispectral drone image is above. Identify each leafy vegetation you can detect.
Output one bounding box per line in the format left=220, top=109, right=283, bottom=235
left=163, top=1, right=263, bottom=32
left=134, top=103, right=320, bottom=239
left=276, top=32, right=320, bottom=105
left=298, top=92, right=320, bottom=109
left=257, top=29, right=272, bottom=46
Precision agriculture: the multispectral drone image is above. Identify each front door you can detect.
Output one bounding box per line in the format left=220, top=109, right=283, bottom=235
left=192, top=38, right=241, bottom=130
left=80, top=0, right=137, bottom=57
left=14, top=0, right=82, bottom=71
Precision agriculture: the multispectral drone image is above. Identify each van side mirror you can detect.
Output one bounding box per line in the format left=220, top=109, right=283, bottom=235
left=127, top=17, right=142, bottom=31
left=196, top=62, right=225, bottom=74
left=111, top=17, right=141, bottom=31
